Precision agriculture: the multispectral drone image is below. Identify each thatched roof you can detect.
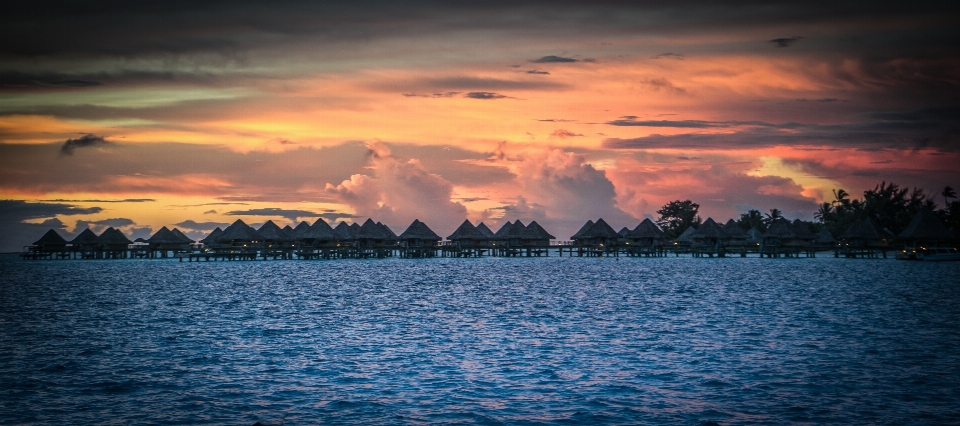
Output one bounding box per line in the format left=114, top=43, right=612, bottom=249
left=815, top=228, right=835, bottom=243
left=377, top=222, right=398, bottom=239
left=282, top=224, right=294, bottom=235
left=746, top=227, right=763, bottom=243
left=34, top=229, right=67, bottom=246
left=98, top=227, right=132, bottom=245
left=350, top=222, right=361, bottom=237
left=302, top=218, right=336, bottom=241
left=71, top=228, right=99, bottom=245
left=215, top=219, right=261, bottom=243
left=580, top=218, right=620, bottom=239
left=791, top=219, right=816, bottom=240
left=629, top=218, right=667, bottom=240
left=571, top=220, right=595, bottom=239
left=333, top=221, right=354, bottom=240
left=448, top=219, right=487, bottom=240
left=524, top=221, right=555, bottom=240
left=399, top=219, right=441, bottom=241
left=720, top=219, right=748, bottom=239
left=147, top=226, right=182, bottom=244
left=171, top=228, right=194, bottom=243
left=899, top=208, right=949, bottom=240
left=257, top=220, right=291, bottom=241
left=675, top=226, right=696, bottom=243
left=840, top=217, right=886, bottom=240
left=496, top=220, right=528, bottom=240
left=618, top=227, right=630, bottom=237
left=476, top=222, right=495, bottom=238
left=293, top=221, right=312, bottom=239
left=764, top=218, right=796, bottom=239
left=691, top=217, right=723, bottom=239
left=199, top=227, right=223, bottom=244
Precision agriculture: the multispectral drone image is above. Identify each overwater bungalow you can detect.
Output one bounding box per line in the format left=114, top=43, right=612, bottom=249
left=398, top=219, right=441, bottom=258
left=199, top=227, right=223, bottom=247
left=672, top=226, right=696, bottom=253
left=521, top=221, right=555, bottom=256
left=839, top=216, right=891, bottom=258
left=691, top=217, right=723, bottom=256
left=98, top=227, right=133, bottom=259
left=22, top=229, right=69, bottom=259
left=301, top=218, right=336, bottom=246
left=625, top=218, right=667, bottom=256
left=476, top=222, right=495, bottom=239
left=746, top=227, right=763, bottom=245
left=898, top=208, right=951, bottom=248
left=720, top=219, right=749, bottom=250
left=171, top=228, right=194, bottom=245
left=215, top=219, right=262, bottom=250
left=292, top=221, right=312, bottom=240
left=257, top=220, right=294, bottom=249
left=814, top=229, right=836, bottom=250
left=146, top=226, right=191, bottom=257
left=354, top=219, right=397, bottom=257
left=571, top=220, right=594, bottom=241
left=570, top=218, right=620, bottom=256
left=447, top=219, right=490, bottom=256
left=761, top=218, right=796, bottom=257
left=70, top=228, right=99, bottom=258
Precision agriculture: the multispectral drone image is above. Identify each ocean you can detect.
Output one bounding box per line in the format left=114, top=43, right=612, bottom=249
left=1, top=255, right=958, bottom=424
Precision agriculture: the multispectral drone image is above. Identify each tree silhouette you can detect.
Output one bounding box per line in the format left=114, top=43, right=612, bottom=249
left=656, top=200, right=700, bottom=238
left=944, top=186, right=956, bottom=207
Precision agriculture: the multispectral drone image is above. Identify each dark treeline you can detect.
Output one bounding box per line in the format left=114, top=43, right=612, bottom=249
left=655, top=182, right=960, bottom=239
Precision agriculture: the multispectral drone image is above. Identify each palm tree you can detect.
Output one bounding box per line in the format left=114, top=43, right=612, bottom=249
left=943, top=186, right=956, bottom=208
left=814, top=202, right=833, bottom=223
left=832, top=188, right=849, bottom=207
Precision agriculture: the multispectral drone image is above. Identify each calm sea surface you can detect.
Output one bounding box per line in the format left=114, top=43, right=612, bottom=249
left=1, top=254, right=959, bottom=425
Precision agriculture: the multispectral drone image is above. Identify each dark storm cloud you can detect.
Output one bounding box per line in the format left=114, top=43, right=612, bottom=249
left=530, top=55, right=579, bottom=63
left=0, top=200, right=102, bottom=222
left=465, top=92, right=508, bottom=100
left=602, top=117, right=960, bottom=150
left=769, top=36, right=803, bottom=47
left=653, top=52, right=685, bottom=60
left=174, top=220, right=230, bottom=232
left=88, top=218, right=135, bottom=228
left=60, top=134, right=110, bottom=155
left=225, top=208, right=321, bottom=222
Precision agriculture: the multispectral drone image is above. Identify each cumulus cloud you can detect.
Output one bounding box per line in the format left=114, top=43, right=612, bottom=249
left=769, top=36, right=804, bottom=47
left=60, top=134, right=110, bottom=155
left=0, top=200, right=103, bottom=252
left=325, top=140, right=468, bottom=235
left=175, top=219, right=229, bottom=232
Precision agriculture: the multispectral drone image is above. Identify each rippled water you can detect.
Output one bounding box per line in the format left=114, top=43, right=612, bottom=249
left=1, top=255, right=959, bottom=424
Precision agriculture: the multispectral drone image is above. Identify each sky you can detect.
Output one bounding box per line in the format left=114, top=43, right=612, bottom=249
left=1, top=1, right=958, bottom=251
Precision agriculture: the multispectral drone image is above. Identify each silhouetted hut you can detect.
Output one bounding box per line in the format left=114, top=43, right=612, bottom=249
left=571, top=220, right=594, bottom=241
left=496, top=220, right=528, bottom=247
left=357, top=218, right=390, bottom=248
left=720, top=219, right=749, bottom=248
left=476, top=222, right=495, bottom=239
left=147, top=226, right=190, bottom=255
left=377, top=222, right=398, bottom=244
left=215, top=219, right=262, bottom=248
left=898, top=208, right=951, bottom=247
left=691, top=217, right=723, bottom=250
left=627, top=218, right=667, bottom=247
left=398, top=219, right=441, bottom=257
left=790, top=220, right=816, bottom=246
left=617, top=227, right=630, bottom=244
left=292, top=221, right=312, bottom=240
left=840, top=217, right=890, bottom=248
left=70, top=228, right=99, bottom=253
left=761, top=218, right=795, bottom=254
left=571, top=218, right=620, bottom=247
left=32, top=229, right=68, bottom=253
left=301, top=218, right=337, bottom=247
left=673, top=226, right=696, bottom=249
left=814, top=228, right=835, bottom=249
left=448, top=219, right=489, bottom=249
left=333, top=221, right=355, bottom=244
left=199, top=227, right=223, bottom=246
left=746, top=227, right=763, bottom=245
left=522, top=221, right=555, bottom=247
left=257, top=220, right=293, bottom=248
left=98, top=227, right=132, bottom=258
left=171, top=228, right=194, bottom=245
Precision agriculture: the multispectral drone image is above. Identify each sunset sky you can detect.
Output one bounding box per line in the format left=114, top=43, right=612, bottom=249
left=2, top=1, right=958, bottom=251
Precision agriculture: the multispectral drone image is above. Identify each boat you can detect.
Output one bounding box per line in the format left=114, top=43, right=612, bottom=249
left=896, top=247, right=960, bottom=261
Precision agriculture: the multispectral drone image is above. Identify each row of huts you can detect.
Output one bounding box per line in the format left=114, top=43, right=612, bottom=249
left=21, top=208, right=956, bottom=260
